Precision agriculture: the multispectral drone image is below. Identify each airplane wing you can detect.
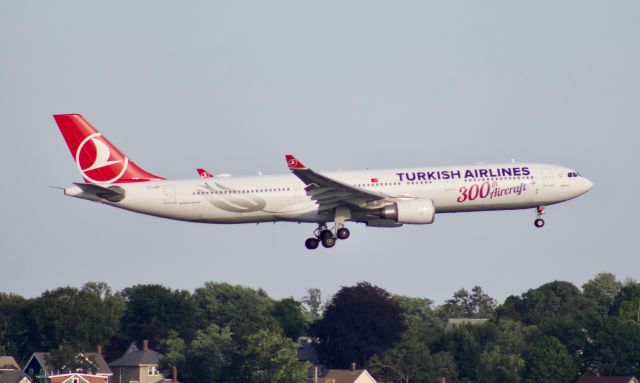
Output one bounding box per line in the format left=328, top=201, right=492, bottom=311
left=285, top=154, right=391, bottom=211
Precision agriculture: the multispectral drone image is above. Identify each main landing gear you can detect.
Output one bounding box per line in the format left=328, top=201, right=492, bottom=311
left=534, top=206, right=545, bottom=228
left=304, top=223, right=351, bottom=250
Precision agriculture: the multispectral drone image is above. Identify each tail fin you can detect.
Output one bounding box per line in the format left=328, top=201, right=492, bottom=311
left=54, top=114, right=165, bottom=184
left=197, top=168, right=214, bottom=178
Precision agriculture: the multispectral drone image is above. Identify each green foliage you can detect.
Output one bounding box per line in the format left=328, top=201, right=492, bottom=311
left=270, top=298, right=307, bottom=340
left=310, top=282, right=407, bottom=368
left=238, top=329, right=308, bottom=383
left=301, top=288, right=324, bottom=321
left=498, top=281, right=596, bottom=326
left=395, top=295, right=444, bottom=340
left=523, top=336, right=576, bottom=383
left=4, top=273, right=640, bottom=383
left=120, top=284, right=198, bottom=348
left=432, top=351, right=458, bottom=382
left=610, top=281, right=640, bottom=323
left=583, top=316, right=640, bottom=376
left=439, top=328, right=481, bottom=382
left=158, top=330, right=186, bottom=375
left=186, top=324, right=234, bottom=383
left=193, top=282, right=279, bottom=339
left=367, top=327, right=435, bottom=383
left=582, top=272, right=622, bottom=316
left=45, top=347, right=98, bottom=372
left=0, top=292, right=39, bottom=362
left=442, top=286, right=497, bottom=319
left=477, top=320, right=535, bottom=383
left=32, top=283, right=122, bottom=352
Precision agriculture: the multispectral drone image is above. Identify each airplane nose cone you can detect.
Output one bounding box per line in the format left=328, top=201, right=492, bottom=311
left=581, top=177, right=594, bottom=194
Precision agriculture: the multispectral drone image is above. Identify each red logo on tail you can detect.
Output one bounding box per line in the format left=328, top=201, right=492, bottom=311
left=55, top=114, right=164, bottom=184
left=76, top=133, right=129, bottom=183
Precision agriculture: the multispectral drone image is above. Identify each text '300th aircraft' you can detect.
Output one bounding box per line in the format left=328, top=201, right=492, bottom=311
left=54, top=114, right=593, bottom=250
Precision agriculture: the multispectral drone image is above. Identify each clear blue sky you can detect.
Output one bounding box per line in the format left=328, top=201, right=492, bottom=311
left=1, top=1, right=638, bottom=304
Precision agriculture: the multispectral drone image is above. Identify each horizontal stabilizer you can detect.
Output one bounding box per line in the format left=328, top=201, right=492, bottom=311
left=65, top=183, right=125, bottom=202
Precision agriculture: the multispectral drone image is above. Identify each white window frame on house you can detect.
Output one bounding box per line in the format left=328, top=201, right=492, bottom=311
left=73, top=378, right=79, bottom=383
left=148, top=366, right=158, bottom=376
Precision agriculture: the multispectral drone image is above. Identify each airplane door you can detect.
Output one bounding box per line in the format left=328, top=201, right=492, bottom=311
left=542, top=168, right=555, bottom=186
left=164, top=185, right=176, bottom=204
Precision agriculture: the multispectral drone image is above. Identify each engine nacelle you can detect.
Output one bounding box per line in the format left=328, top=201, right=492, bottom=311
left=380, top=199, right=435, bottom=224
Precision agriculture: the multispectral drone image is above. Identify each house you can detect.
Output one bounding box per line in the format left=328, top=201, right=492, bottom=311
left=0, top=371, right=32, bottom=383
left=321, top=369, right=377, bottom=383
left=297, top=337, right=326, bottom=381
left=444, top=318, right=489, bottom=333
left=22, top=351, right=112, bottom=382
left=575, top=376, right=639, bottom=383
left=40, top=373, right=107, bottom=383
left=0, top=357, right=20, bottom=371
left=108, top=341, right=165, bottom=383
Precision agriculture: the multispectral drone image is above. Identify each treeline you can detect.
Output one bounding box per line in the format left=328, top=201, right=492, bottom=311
left=0, top=273, right=639, bottom=383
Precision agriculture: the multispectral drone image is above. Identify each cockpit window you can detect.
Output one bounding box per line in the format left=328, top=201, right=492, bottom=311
left=567, top=172, right=580, bottom=177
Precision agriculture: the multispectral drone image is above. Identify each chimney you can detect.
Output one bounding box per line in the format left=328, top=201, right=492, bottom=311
left=97, top=345, right=102, bottom=355
left=351, top=362, right=356, bottom=371
left=440, top=377, right=446, bottom=383
left=172, top=367, right=177, bottom=383
left=143, top=340, right=149, bottom=350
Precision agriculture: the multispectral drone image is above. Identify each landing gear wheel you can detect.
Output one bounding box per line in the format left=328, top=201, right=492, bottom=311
left=321, top=236, right=336, bottom=248
left=336, top=227, right=350, bottom=240
left=319, top=229, right=333, bottom=241
left=305, top=238, right=319, bottom=250
left=534, top=218, right=545, bottom=228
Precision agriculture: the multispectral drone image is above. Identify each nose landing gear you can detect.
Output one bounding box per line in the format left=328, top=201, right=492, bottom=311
left=534, top=206, right=545, bottom=228
left=304, top=224, right=351, bottom=250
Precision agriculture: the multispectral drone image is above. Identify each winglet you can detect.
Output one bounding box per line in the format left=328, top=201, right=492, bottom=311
left=197, top=168, right=214, bottom=178
left=285, top=154, right=307, bottom=170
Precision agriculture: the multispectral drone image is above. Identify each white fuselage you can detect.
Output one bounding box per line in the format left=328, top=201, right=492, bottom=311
left=65, top=163, right=592, bottom=225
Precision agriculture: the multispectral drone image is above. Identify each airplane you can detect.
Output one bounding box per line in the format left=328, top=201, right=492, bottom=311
left=54, top=114, right=593, bottom=250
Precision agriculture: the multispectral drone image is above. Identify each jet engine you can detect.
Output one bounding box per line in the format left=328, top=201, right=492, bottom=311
left=380, top=198, right=435, bottom=224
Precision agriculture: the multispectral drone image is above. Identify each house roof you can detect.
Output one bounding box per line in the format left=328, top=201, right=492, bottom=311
left=108, top=349, right=164, bottom=367
left=0, top=371, right=31, bottom=383
left=0, top=357, right=20, bottom=371
left=23, top=353, right=111, bottom=375
left=322, top=369, right=377, bottom=383
left=575, top=376, right=639, bottom=383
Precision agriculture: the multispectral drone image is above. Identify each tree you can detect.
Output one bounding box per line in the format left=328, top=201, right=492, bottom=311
left=583, top=316, right=640, bottom=376
left=193, top=282, right=279, bottom=339
left=120, top=284, right=198, bottom=348
left=45, top=347, right=98, bottom=372
left=523, top=336, right=576, bottom=383
left=158, top=330, right=186, bottom=377
left=442, top=286, right=497, bottom=319
left=477, top=320, right=535, bottom=383
left=301, top=288, right=324, bottom=320
left=432, top=351, right=458, bottom=382
left=310, top=282, right=407, bottom=368
left=31, top=284, right=122, bottom=352
left=498, top=281, right=595, bottom=326
left=238, top=329, right=308, bottom=383
left=582, top=272, right=622, bottom=316
left=183, top=324, right=234, bottom=383
left=270, top=298, right=307, bottom=340
left=435, top=327, right=482, bottom=382
left=610, top=281, right=640, bottom=323
left=367, top=327, right=435, bottom=383
left=0, top=292, right=39, bottom=362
